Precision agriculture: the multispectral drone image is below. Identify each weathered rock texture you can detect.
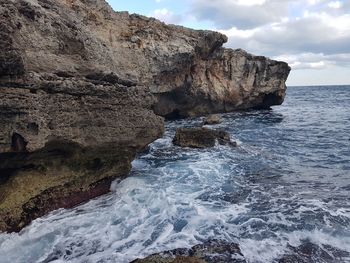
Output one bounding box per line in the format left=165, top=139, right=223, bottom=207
left=153, top=48, right=291, bottom=118
left=278, top=242, right=350, bottom=263
left=0, top=76, right=163, bottom=232
left=0, top=0, right=290, bottom=117
left=203, top=114, right=222, bottom=125
left=173, top=128, right=236, bottom=148
left=133, top=240, right=350, bottom=263
left=0, top=0, right=166, bottom=232
left=132, top=240, right=246, bottom=263
left=0, top=0, right=289, bottom=232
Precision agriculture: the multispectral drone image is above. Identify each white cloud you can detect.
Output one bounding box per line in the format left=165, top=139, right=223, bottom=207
left=191, top=0, right=289, bottom=29
left=328, top=1, right=342, bottom=9
left=306, top=0, right=322, bottom=5
left=236, top=0, right=267, bottom=6
left=273, top=53, right=350, bottom=70
left=149, top=8, right=183, bottom=24
left=219, top=27, right=257, bottom=38
left=193, top=0, right=350, bottom=73
left=309, top=61, right=326, bottom=68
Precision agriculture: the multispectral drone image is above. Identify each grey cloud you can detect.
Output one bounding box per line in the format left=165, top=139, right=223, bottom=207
left=190, top=0, right=350, bottom=30
left=273, top=53, right=350, bottom=70
left=219, top=10, right=350, bottom=70
left=252, top=16, right=350, bottom=55
left=188, top=0, right=350, bottom=71
left=191, top=0, right=289, bottom=29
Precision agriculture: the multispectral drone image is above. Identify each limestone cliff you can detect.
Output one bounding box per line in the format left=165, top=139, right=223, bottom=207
left=0, top=0, right=290, bottom=232
left=1, top=0, right=290, bottom=116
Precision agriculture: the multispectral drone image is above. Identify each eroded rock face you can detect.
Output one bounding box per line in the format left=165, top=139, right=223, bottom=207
left=0, top=0, right=165, bottom=232
left=153, top=48, right=290, bottom=118
left=0, top=0, right=290, bottom=117
left=0, top=0, right=289, bottom=232
left=0, top=75, right=164, bottom=232
left=173, top=128, right=236, bottom=148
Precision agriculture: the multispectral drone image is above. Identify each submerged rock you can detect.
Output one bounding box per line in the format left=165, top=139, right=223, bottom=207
left=279, top=242, right=350, bottom=263
left=133, top=240, right=246, bottom=263
left=173, top=128, right=236, bottom=148
left=134, top=256, right=205, bottom=263
left=0, top=0, right=288, bottom=232
left=203, top=115, right=222, bottom=125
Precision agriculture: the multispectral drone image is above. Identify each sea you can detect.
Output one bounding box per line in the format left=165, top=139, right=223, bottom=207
left=0, top=85, right=349, bottom=263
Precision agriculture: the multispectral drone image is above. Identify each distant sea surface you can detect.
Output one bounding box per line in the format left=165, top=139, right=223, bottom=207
left=0, top=85, right=349, bottom=263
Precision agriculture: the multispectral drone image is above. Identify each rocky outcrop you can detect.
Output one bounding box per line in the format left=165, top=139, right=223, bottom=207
left=0, top=0, right=290, bottom=117
left=203, top=114, right=222, bottom=125
left=0, top=0, right=289, bottom=232
left=153, top=48, right=290, bottom=118
left=0, top=0, right=164, bottom=232
left=173, top=128, right=236, bottom=148
left=278, top=242, right=350, bottom=263
left=133, top=240, right=350, bottom=263
left=0, top=75, right=164, bottom=232
left=133, top=241, right=350, bottom=263
left=132, top=240, right=246, bottom=263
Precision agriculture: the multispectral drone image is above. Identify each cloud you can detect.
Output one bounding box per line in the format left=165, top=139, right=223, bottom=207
left=190, top=0, right=350, bottom=71
left=191, top=0, right=289, bottom=29
left=328, top=1, right=342, bottom=9
left=147, top=0, right=350, bottom=74
left=273, top=53, right=350, bottom=70
left=149, top=8, right=184, bottom=24
left=110, top=0, right=350, bottom=84
left=219, top=12, right=350, bottom=69
left=190, top=0, right=350, bottom=29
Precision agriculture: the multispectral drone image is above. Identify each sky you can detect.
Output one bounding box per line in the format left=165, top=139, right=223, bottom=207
left=107, top=0, right=350, bottom=86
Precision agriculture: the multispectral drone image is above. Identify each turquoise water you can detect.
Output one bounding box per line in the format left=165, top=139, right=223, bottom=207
left=0, top=86, right=349, bottom=262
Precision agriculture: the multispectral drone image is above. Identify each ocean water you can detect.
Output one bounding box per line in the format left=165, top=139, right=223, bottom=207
left=0, top=85, right=349, bottom=263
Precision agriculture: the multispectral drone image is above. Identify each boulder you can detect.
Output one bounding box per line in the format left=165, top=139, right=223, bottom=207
left=173, top=128, right=236, bottom=148
left=204, top=114, right=222, bottom=125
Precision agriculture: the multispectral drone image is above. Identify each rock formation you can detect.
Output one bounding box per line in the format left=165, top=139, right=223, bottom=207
left=278, top=242, right=350, bottom=263
left=1, top=0, right=290, bottom=116
left=0, top=76, right=164, bottom=232
left=173, top=128, right=236, bottom=148
left=132, top=240, right=246, bottom=263
left=0, top=0, right=166, bottom=232
left=203, top=114, right=222, bottom=125
left=0, top=0, right=290, bottom=232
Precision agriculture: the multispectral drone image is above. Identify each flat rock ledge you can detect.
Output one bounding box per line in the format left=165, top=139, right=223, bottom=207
left=173, top=128, right=237, bottom=148
left=132, top=240, right=246, bottom=263
left=132, top=240, right=350, bottom=263
left=131, top=240, right=350, bottom=263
